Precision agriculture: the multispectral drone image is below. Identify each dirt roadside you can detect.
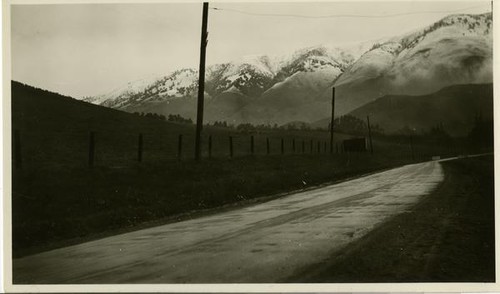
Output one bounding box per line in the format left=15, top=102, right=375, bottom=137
left=285, top=155, right=495, bottom=282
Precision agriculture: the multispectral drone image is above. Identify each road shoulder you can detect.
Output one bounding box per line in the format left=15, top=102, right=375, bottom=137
left=286, top=155, right=495, bottom=282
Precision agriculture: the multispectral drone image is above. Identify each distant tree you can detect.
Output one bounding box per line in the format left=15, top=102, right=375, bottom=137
left=167, top=114, right=193, bottom=124
left=333, top=115, right=365, bottom=135
left=467, top=113, right=493, bottom=152
left=427, top=123, right=450, bottom=139
left=236, top=123, right=255, bottom=133
left=395, top=125, right=416, bottom=136
left=300, top=123, right=311, bottom=131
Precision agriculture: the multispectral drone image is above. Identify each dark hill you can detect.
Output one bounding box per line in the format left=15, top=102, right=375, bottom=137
left=11, top=80, right=197, bottom=168
left=12, top=80, right=194, bottom=134
left=313, top=83, right=493, bottom=136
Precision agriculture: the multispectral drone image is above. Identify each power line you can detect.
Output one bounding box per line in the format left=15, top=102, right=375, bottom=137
left=211, top=4, right=490, bottom=19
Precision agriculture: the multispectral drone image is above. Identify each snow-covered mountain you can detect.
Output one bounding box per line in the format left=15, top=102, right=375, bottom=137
left=206, top=54, right=281, bottom=97
left=86, top=12, right=492, bottom=126
left=224, top=45, right=365, bottom=124
left=329, top=12, right=493, bottom=116
left=86, top=43, right=369, bottom=121
left=86, top=69, right=199, bottom=109
left=83, top=75, right=161, bottom=106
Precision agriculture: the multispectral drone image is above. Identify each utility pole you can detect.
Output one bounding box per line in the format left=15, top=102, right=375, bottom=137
left=330, top=87, right=335, bottom=154
left=194, top=2, right=209, bottom=161
left=367, top=115, right=373, bottom=155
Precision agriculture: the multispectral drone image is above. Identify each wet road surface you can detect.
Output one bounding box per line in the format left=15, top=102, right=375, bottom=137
left=14, top=161, right=444, bottom=284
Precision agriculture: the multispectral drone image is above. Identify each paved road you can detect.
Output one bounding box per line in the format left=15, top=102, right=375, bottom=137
left=14, top=161, right=444, bottom=284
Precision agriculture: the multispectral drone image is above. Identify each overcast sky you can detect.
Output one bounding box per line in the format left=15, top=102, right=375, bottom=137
left=11, top=1, right=491, bottom=98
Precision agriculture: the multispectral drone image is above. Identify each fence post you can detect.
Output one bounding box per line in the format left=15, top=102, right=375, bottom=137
left=177, top=134, right=183, bottom=160
left=208, top=135, right=212, bottom=159
left=336, top=143, right=339, bottom=154
left=324, top=141, right=327, bottom=153
left=250, top=135, right=254, bottom=155
left=281, top=138, right=284, bottom=155
left=317, top=141, right=321, bottom=154
left=137, top=133, right=143, bottom=162
left=88, top=132, right=95, bottom=167
left=266, top=137, right=270, bottom=155
left=367, top=115, right=374, bottom=155
left=292, top=138, right=296, bottom=153
left=229, top=136, right=234, bottom=158
left=14, top=129, right=22, bottom=169
left=310, top=139, right=313, bottom=154
left=330, top=87, right=335, bottom=154
left=302, top=140, right=305, bottom=154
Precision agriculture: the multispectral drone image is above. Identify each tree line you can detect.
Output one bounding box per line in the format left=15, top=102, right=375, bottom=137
left=133, top=112, right=193, bottom=124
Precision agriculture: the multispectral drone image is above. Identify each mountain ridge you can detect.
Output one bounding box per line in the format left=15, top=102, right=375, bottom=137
left=81, top=12, right=492, bottom=126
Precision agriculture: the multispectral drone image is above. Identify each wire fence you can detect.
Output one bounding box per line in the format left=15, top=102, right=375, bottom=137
left=12, top=128, right=362, bottom=170
left=11, top=124, right=473, bottom=171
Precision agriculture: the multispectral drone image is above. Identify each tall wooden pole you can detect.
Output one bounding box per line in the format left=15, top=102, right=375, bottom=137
left=367, top=115, right=374, bottom=155
left=194, top=2, right=209, bottom=161
left=330, top=87, right=335, bottom=154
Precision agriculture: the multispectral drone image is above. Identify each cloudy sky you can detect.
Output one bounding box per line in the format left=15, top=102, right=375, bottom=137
left=11, top=1, right=491, bottom=98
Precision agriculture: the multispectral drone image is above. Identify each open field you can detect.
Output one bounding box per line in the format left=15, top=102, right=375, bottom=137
left=14, top=153, right=416, bottom=257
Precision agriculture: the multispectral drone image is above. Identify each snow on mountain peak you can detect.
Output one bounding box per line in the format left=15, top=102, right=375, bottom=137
left=84, top=74, right=161, bottom=105
left=154, top=68, right=198, bottom=98
left=86, top=12, right=492, bottom=118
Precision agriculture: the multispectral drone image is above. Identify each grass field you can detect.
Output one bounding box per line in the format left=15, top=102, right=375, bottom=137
left=11, top=81, right=479, bottom=257
left=286, top=155, right=495, bottom=282
left=13, top=152, right=420, bottom=257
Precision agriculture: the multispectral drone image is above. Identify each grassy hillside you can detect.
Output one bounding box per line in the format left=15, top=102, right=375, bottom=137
left=347, top=83, right=493, bottom=136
